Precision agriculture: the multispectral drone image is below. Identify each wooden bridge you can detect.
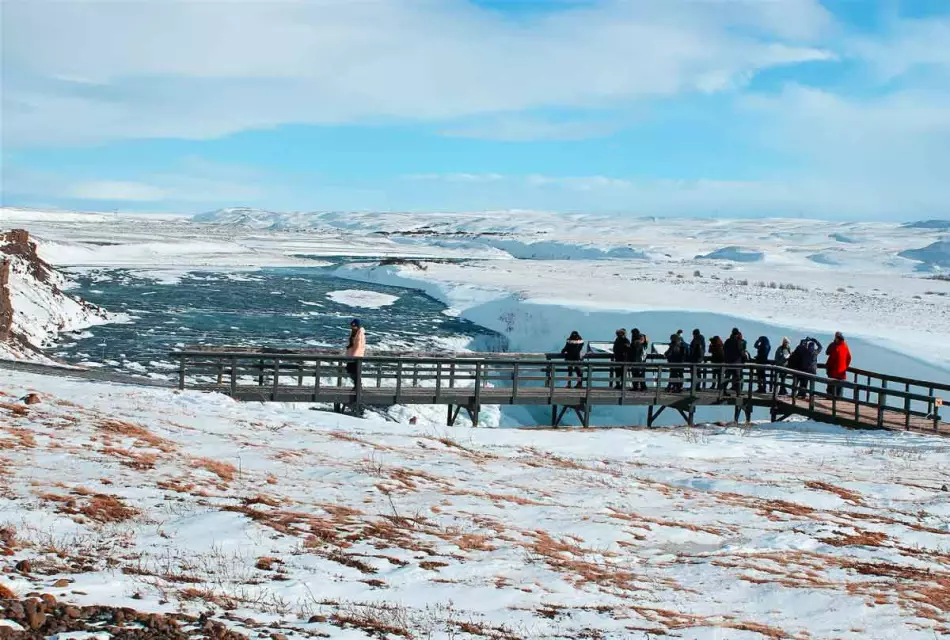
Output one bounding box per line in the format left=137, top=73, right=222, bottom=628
left=170, top=349, right=949, bottom=435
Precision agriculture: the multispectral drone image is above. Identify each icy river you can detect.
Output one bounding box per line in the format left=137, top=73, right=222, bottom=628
left=54, top=264, right=504, bottom=377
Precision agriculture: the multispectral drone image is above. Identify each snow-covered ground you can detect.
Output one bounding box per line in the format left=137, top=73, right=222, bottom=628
left=0, top=230, right=121, bottom=363
left=2, top=369, right=949, bottom=639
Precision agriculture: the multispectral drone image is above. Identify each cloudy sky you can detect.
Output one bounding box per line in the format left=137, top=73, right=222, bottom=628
left=2, top=0, right=949, bottom=218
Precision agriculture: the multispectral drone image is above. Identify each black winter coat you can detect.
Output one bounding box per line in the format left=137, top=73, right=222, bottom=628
left=612, top=337, right=630, bottom=361
left=724, top=337, right=747, bottom=364
left=666, top=341, right=688, bottom=364
left=561, top=339, right=585, bottom=361
left=628, top=339, right=647, bottom=363
left=689, top=335, right=706, bottom=363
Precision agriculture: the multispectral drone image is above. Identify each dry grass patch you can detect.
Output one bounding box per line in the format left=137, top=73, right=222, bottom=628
left=0, top=401, right=29, bottom=418
left=96, top=419, right=175, bottom=452
left=78, top=494, right=139, bottom=523
left=821, top=529, right=890, bottom=548
left=0, top=583, right=16, bottom=598
left=806, top=480, right=865, bottom=505
left=192, top=457, right=237, bottom=483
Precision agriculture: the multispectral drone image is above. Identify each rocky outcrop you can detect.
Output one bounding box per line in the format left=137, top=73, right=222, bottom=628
left=0, top=229, right=112, bottom=362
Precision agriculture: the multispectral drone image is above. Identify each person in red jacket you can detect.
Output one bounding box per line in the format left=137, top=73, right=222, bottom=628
left=825, top=331, right=852, bottom=397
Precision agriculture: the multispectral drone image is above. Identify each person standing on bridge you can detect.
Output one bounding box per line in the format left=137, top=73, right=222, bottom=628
left=665, top=333, right=688, bottom=392
left=561, top=331, right=586, bottom=388
left=825, top=332, right=852, bottom=398
left=723, top=328, right=749, bottom=393
left=774, top=337, right=792, bottom=395
left=753, top=335, right=772, bottom=393
left=612, top=329, right=630, bottom=389
left=689, top=328, right=706, bottom=390
left=628, top=329, right=648, bottom=391
left=709, top=335, right=725, bottom=390
left=344, top=318, right=366, bottom=386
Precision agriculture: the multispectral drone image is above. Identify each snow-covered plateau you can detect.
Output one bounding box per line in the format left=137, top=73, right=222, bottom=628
left=4, top=206, right=949, bottom=373
left=1, top=369, right=950, bottom=639
left=1, top=206, right=949, bottom=638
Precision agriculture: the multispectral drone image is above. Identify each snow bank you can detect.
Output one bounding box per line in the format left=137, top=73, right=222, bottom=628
left=695, top=246, right=765, bottom=262
left=326, top=289, right=399, bottom=309
left=1, top=230, right=121, bottom=363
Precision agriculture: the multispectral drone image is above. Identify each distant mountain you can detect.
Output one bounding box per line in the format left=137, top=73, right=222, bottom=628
left=901, top=219, right=950, bottom=231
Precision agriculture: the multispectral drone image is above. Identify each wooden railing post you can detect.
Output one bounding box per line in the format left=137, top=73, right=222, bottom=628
left=230, top=356, right=237, bottom=397
left=808, top=377, right=816, bottom=412
left=435, top=362, right=443, bottom=401
left=512, top=363, right=521, bottom=402
left=354, top=359, right=363, bottom=408
left=178, top=356, right=186, bottom=391
left=474, top=361, right=482, bottom=414
left=272, top=358, right=280, bottom=400
left=395, top=360, right=403, bottom=398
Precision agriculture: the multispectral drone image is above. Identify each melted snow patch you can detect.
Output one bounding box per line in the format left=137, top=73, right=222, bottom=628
left=326, top=289, right=399, bottom=309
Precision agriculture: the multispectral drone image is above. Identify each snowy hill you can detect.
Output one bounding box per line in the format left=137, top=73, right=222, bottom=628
left=0, top=229, right=116, bottom=362
left=1, top=367, right=949, bottom=638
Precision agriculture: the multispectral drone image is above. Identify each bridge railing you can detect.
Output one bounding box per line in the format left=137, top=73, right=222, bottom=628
left=169, top=350, right=945, bottom=431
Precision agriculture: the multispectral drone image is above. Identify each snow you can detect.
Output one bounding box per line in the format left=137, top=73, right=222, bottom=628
left=1, top=232, right=124, bottom=364
left=326, top=289, right=399, bottom=309
left=2, top=368, right=949, bottom=638
left=695, top=246, right=765, bottom=262
left=899, top=240, right=950, bottom=269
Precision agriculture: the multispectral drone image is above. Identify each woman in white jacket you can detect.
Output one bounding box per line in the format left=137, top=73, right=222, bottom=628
left=345, top=319, right=365, bottom=385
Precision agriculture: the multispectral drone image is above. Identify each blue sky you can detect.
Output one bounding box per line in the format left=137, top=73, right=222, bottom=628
left=2, top=0, right=949, bottom=219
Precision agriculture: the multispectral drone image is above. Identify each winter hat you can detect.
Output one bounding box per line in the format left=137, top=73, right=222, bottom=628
left=351, top=318, right=361, bottom=327
left=616, top=328, right=627, bottom=335
left=693, top=328, right=700, bottom=336
left=835, top=331, right=844, bottom=341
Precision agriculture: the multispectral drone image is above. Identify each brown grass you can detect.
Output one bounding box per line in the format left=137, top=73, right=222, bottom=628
left=806, top=480, right=865, bottom=505
left=0, top=402, right=29, bottom=417
left=192, top=457, right=237, bottom=482
left=102, top=446, right=159, bottom=470
left=821, top=529, right=889, bottom=548
left=97, top=419, right=175, bottom=451
left=78, top=494, right=139, bottom=523
left=0, top=583, right=16, bottom=598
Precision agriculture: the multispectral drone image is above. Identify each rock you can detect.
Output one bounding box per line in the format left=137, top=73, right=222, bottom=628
left=14, top=559, right=31, bottom=573
left=271, top=634, right=288, bottom=640
left=64, top=605, right=81, bottom=619
left=23, top=598, right=46, bottom=630
left=22, top=393, right=41, bottom=405
left=942, top=484, right=948, bottom=492
left=52, top=579, right=71, bottom=588
left=308, top=614, right=327, bottom=623
left=40, top=593, right=57, bottom=607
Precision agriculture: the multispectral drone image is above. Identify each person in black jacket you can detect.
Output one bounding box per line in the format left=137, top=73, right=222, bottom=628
left=723, top=328, right=748, bottom=393
left=773, top=337, right=792, bottom=395
left=753, top=335, right=771, bottom=393
left=665, top=333, right=688, bottom=392
left=611, top=328, right=630, bottom=389
left=689, top=328, right=706, bottom=390
left=627, top=328, right=648, bottom=390
left=709, top=335, right=725, bottom=390
left=791, top=336, right=823, bottom=398
left=560, top=330, right=586, bottom=388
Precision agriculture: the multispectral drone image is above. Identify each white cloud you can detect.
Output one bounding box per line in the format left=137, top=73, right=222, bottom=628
left=68, top=180, right=167, bottom=202
left=1, top=0, right=834, bottom=146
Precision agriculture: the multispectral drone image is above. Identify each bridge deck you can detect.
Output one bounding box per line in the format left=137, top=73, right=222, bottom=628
left=174, top=350, right=949, bottom=435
